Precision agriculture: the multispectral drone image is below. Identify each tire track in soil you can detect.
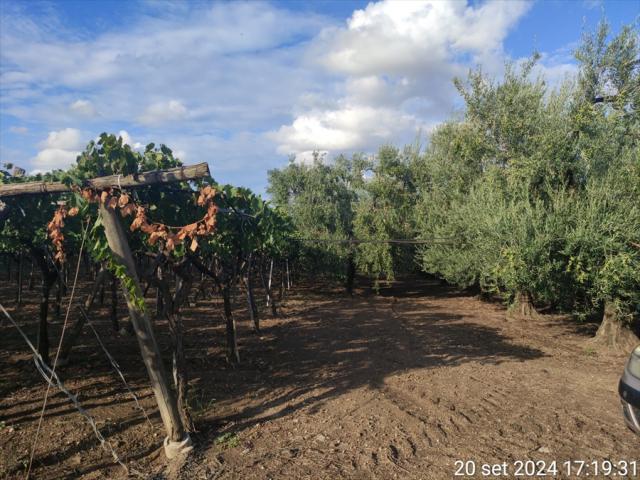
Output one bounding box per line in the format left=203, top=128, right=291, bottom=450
left=167, top=279, right=638, bottom=480
left=378, top=290, right=637, bottom=477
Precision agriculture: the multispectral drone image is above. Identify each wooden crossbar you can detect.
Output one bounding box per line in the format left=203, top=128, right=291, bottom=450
left=0, top=163, right=210, bottom=197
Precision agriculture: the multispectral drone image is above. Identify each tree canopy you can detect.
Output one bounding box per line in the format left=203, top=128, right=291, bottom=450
left=266, top=20, right=640, bottom=348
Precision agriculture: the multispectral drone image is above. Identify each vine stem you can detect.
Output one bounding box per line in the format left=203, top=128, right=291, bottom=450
left=25, top=219, right=89, bottom=480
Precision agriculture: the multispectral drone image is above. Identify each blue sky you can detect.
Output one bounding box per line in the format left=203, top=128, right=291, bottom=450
left=0, top=0, right=638, bottom=194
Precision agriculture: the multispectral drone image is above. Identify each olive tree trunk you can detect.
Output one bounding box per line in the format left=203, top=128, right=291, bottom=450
left=591, top=300, right=639, bottom=351
left=514, top=291, right=537, bottom=317
left=345, top=254, right=356, bottom=296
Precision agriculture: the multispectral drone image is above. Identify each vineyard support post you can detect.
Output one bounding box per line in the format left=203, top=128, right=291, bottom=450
left=279, top=261, right=285, bottom=300
left=246, top=254, right=259, bottom=333
left=28, top=260, right=34, bottom=290
left=98, top=203, right=192, bottom=459
left=267, top=259, right=273, bottom=306
left=286, top=259, right=290, bottom=290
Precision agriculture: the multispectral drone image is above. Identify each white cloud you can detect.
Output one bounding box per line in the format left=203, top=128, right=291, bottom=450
left=160, top=130, right=282, bottom=193
left=117, top=130, right=143, bottom=149
left=583, top=0, right=603, bottom=10
left=70, top=99, right=97, bottom=116
left=0, top=0, right=551, bottom=191
left=173, top=149, right=187, bottom=160
left=530, top=48, right=579, bottom=89
left=32, top=128, right=83, bottom=171
left=315, top=0, right=530, bottom=76
left=138, top=100, right=188, bottom=125
left=271, top=106, right=423, bottom=154
left=118, top=130, right=131, bottom=146
left=118, top=129, right=133, bottom=146
left=0, top=2, right=328, bottom=133
left=166, top=131, right=274, bottom=173
left=9, top=126, right=28, bottom=134
left=32, top=148, right=78, bottom=171
left=272, top=0, right=531, bottom=156
left=534, top=61, right=577, bottom=88
left=41, top=127, right=83, bottom=150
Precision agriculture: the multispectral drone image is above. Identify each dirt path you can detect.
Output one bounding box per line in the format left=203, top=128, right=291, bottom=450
left=1, top=278, right=637, bottom=479
left=175, top=279, right=637, bottom=479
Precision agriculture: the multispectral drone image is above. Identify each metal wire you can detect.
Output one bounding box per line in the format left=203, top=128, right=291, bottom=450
left=80, top=306, right=154, bottom=430
left=25, top=220, right=89, bottom=479
left=0, top=304, right=130, bottom=476
left=298, top=237, right=458, bottom=245
left=44, top=250, right=154, bottom=432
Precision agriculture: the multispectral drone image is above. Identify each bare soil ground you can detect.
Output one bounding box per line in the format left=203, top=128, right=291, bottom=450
left=0, top=276, right=637, bottom=479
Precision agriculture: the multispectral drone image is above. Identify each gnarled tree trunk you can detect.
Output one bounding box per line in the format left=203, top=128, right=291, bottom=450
left=591, top=300, right=639, bottom=351
left=514, top=291, right=537, bottom=317
left=30, top=247, right=57, bottom=366
left=345, top=254, right=356, bottom=296
left=163, top=267, right=195, bottom=432
left=223, top=284, right=240, bottom=364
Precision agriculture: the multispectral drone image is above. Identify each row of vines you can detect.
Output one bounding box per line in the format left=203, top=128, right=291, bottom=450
left=0, top=134, right=298, bottom=437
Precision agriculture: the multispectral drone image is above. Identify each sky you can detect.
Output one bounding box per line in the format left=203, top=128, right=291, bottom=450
left=0, top=0, right=638, bottom=194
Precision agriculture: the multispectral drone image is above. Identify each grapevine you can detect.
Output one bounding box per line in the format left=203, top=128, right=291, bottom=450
left=47, top=204, right=79, bottom=263
left=47, top=185, right=218, bottom=263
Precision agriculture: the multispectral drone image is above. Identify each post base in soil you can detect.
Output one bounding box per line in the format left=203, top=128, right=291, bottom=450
left=164, top=434, right=194, bottom=459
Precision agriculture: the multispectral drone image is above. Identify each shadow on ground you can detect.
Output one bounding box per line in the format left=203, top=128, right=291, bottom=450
left=191, top=277, right=544, bottom=443
left=0, top=276, right=545, bottom=478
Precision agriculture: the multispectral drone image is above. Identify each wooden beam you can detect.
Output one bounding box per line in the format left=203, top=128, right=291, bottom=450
left=99, top=203, right=190, bottom=453
left=0, top=163, right=210, bottom=197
